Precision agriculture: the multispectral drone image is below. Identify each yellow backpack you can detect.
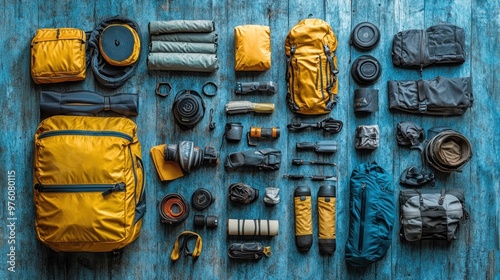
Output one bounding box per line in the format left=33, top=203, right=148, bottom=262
left=33, top=116, right=145, bottom=252
left=285, top=18, right=338, bottom=115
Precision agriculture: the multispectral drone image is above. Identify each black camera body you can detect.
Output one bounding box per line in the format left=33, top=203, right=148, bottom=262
left=165, top=141, right=218, bottom=173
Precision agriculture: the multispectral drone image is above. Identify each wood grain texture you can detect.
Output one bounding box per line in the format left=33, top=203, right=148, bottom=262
left=0, top=0, right=499, bottom=279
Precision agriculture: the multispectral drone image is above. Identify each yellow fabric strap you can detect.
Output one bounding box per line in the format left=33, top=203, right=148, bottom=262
left=170, top=231, right=203, bottom=261
left=263, top=246, right=272, bottom=257
left=294, top=196, right=312, bottom=236
left=150, top=144, right=184, bottom=181
left=318, top=197, right=336, bottom=239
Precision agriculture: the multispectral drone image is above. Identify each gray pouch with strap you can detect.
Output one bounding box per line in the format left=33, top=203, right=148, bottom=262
left=388, top=76, right=473, bottom=116
left=400, top=188, right=468, bottom=241
left=227, top=243, right=271, bottom=260
left=225, top=148, right=281, bottom=171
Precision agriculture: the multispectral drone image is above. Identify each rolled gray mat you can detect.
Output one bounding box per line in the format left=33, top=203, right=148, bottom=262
left=147, top=52, right=219, bottom=72
left=151, top=31, right=218, bottom=43
left=149, top=41, right=217, bottom=54
left=149, top=20, right=215, bottom=35
left=227, top=219, right=279, bottom=236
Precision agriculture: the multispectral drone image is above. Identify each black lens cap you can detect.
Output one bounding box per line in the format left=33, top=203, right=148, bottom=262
left=191, top=188, right=214, bottom=211
left=350, top=22, right=380, bottom=51
left=351, top=55, right=381, bottom=86
left=172, top=90, right=205, bottom=130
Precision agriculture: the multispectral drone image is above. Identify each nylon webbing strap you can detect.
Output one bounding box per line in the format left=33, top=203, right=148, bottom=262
left=170, top=231, right=203, bottom=261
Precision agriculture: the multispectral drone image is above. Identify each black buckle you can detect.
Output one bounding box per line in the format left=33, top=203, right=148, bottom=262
left=418, top=102, right=427, bottom=113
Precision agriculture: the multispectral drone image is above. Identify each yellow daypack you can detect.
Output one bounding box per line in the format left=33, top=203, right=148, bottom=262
left=31, top=28, right=87, bottom=84
left=285, top=18, right=338, bottom=115
left=33, top=116, right=145, bottom=252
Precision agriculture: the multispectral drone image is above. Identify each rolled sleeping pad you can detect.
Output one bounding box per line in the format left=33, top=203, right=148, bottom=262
left=151, top=31, right=218, bottom=43
left=40, top=90, right=138, bottom=117
left=227, top=219, right=279, bottom=236
left=149, top=20, right=215, bottom=35
left=317, top=185, right=336, bottom=254
left=147, top=53, right=219, bottom=72
left=294, top=186, right=312, bottom=252
left=149, top=41, right=217, bottom=54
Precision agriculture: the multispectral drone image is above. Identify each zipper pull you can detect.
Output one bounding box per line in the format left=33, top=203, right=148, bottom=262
left=102, top=182, right=125, bottom=196
left=34, top=183, right=43, bottom=191
left=361, top=183, right=366, bottom=191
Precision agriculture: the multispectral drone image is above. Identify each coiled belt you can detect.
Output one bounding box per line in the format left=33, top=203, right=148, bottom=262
left=424, top=130, right=472, bottom=173
left=159, top=193, right=189, bottom=224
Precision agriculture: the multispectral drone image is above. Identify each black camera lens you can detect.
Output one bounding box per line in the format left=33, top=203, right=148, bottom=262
left=206, top=215, right=218, bottom=229
left=193, top=214, right=218, bottom=229
left=172, top=90, right=205, bottom=130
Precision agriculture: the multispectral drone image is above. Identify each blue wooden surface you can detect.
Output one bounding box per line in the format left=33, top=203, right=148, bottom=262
left=1, top=0, right=499, bottom=279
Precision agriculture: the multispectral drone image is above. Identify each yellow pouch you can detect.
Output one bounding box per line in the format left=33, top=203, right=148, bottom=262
left=294, top=186, right=312, bottom=252
left=234, top=25, right=271, bottom=71
left=33, top=116, right=145, bottom=252
left=150, top=144, right=184, bottom=181
left=31, top=28, right=86, bottom=84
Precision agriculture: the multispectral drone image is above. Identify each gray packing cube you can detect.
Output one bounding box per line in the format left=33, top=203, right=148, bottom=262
left=400, top=189, right=466, bottom=241
left=387, top=76, right=473, bottom=115
left=392, top=23, right=466, bottom=69
left=147, top=52, right=219, bottom=72
left=149, top=20, right=215, bottom=35
left=149, top=41, right=217, bottom=54
left=151, top=31, right=218, bottom=43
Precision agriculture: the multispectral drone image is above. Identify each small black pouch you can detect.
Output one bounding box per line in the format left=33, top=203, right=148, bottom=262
left=355, top=125, right=379, bottom=150
left=392, top=23, right=465, bottom=69
left=227, top=243, right=271, bottom=260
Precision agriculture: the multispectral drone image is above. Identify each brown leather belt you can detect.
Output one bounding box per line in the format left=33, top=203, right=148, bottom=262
left=159, top=193, right=189, bottom=224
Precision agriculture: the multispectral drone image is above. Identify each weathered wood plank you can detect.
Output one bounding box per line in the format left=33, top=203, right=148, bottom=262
left=0, top=0, right=499, bottom=279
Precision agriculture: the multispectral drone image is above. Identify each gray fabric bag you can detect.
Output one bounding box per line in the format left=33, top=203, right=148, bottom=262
left=151, top=31, right=218, bottom=43
left=149, top=20, right=214, bottom=35
left=147, top=52, right=219, bottom=72
left=149, top=41, right=217, bottom=54
left=387, top=76, right=473, bottom=115
left=392, top=23, right=465, bottom=69
left=400, top=188, right=467, bottom=241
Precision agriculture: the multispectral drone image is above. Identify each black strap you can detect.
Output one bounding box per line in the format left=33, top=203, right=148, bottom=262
left=287, top=117, right=343, bottom=133
left=323, top=45, right=338, bottom=110
left=417, top=80, right=427, bottom=113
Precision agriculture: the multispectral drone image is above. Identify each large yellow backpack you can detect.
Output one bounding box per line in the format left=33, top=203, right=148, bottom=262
left=285, top=18, right=338, bottom=115
left=33, top=116, right=145, bottom=252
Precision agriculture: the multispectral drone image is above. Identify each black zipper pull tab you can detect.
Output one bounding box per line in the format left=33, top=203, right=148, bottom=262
left=102, top=182, right=125, bottom=196
left=34, top=183, right=43, bottom=191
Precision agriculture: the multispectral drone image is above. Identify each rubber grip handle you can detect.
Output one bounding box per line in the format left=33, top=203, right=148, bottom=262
left=252, top=103, right=275, bottom=113
left=296, top=142, right=315, bottom=150
left=311, top=176, right=326, bottom=181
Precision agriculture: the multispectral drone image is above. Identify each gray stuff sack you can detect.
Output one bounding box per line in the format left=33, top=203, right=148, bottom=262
left=149, top=20, right=215, bottom=35
left=147, top=52, right=219, bottom=72
left=151, top=31, right=218, bottom=43
left=387, top=76, right=473, bottom=116
left=149, top=41, right=217, bottom=54
left=392, top=23, right=466, bottom=69
left=400, top=188, right=467, bottom=242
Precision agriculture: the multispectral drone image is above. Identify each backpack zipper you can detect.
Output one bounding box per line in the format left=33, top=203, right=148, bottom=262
left=315, top=57, right=319, bottom=90
left=38, top=130, right=133, bottom=142
left=358, top=183, right=367, bottom=252
left=34, top=182, right=125, bottom=196
left=319, top=55, right=325, bottom=100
